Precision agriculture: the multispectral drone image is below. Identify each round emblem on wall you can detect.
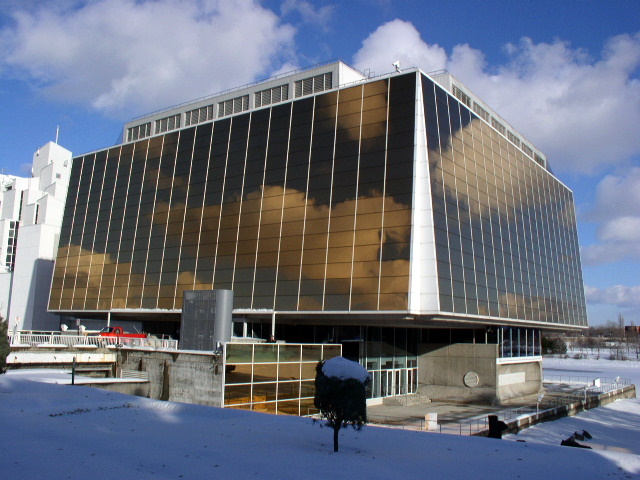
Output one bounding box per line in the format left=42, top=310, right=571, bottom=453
left=463, top=371, right=480, bottom=388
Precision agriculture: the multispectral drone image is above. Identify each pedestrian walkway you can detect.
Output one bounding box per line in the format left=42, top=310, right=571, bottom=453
left=367, top=380, right=629, bottom=435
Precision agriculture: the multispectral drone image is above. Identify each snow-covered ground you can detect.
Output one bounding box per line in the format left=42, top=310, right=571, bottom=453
left=500, top=356, right=640, bottom=475
left=1, top=358, right=639, bottom=480
left=545, top=355, right=640, bottom=388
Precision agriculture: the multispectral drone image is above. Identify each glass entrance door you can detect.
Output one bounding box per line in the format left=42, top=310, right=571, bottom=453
left=382, top=369, right=405, bottom=396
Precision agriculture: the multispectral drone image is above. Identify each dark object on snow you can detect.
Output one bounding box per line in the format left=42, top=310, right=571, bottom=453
left=561, top=435, right=592, bottom=449
left=0, top=318, right=8, bottom=374
left=572, top=429, right=593, bottom=442
left=488, top=415, right=508, bottom=439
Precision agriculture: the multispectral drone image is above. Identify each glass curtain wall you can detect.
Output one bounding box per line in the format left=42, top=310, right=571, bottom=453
left=423, top=75, right=587, bottom=328
left=50, top=74, right=416, bottom=314
left=224, top=343, right=341, bottom=415
left=499, top=327, right=541, bottom=358
left=361, top=326, right=418, bottom=399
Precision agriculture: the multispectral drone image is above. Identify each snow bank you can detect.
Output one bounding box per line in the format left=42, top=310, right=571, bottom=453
left=322, top=356, right=370, bottom=383
left=1, top=359, right=639, bottom=479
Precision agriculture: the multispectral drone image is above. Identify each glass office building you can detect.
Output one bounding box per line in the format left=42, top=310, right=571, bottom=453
left=49, top=61, right=587, bottom=403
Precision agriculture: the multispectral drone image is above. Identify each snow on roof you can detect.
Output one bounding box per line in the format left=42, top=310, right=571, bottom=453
left=322, top=356, right=370, bottom=383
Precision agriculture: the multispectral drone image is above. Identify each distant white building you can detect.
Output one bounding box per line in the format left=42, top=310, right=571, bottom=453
left=0, top=142, right=72, bottom=330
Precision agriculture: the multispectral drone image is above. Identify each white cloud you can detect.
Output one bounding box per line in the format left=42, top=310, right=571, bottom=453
left=581, top=167, right=640, bottom=264
left=581, top=242, right=640, bottom=265
left=600, top=217, right=640, bottom=242
left=585, top=285, right=640, bottom=309
left=280, top=0, right=334, bottom=31
left=0, top=0, right=296, bottom=117
left=353, top=19, right=448, bottom=76
left=353, top=21, right=640, bottom=175
left=588, top=167, right=640, bottom=221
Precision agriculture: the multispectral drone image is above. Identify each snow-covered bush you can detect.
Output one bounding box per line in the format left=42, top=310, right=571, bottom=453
left=314, top=356, right=369, bottom=452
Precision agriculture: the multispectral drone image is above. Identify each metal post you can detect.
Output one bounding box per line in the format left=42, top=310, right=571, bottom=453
left=219, top=343, right=226, bottom=408
left=71, top=356, right=76, bottom=385
left=584, top=386, right=587, bottom=402
left=271, top=311, right=276, bottom=337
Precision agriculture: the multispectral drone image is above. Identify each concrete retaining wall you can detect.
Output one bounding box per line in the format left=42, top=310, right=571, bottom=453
left=80, top=380, right=151, bottom=398
left=117, top=349, right=224, bottom=407
left=497, top=361, right=543, bottom=401
left=418, top=343, right=543, bottom=404
left=418, top=343, right=499, bottom=403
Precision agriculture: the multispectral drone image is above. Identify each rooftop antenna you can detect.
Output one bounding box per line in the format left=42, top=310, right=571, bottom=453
left=55, top=125, right=59, bottom=144
left=392, top=61, right=402, bottom=73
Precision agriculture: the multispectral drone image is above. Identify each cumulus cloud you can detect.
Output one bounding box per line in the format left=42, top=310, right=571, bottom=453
left=581, top=242, right=640, bottom=265
left=585, top=285, right=640, bottom=309
left=280, top=0, right=334, bottom=31
left=587, top=167, right=640, bottom=221
left=0, top=0, right=296, bottom=117
left=580, top=167, right=640, bottom=264
left=353, top=19, right=448, bottom=75
left=353, top=20, right=640, bottom=174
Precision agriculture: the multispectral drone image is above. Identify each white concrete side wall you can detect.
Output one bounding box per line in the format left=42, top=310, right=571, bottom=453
left=408, top=73, right=439, bottom=313
left=0, top=272, right=11, bottom=319
left=39, top=195, right=66, bottom=227
left=1, top=188, right=20, bottom=219
left=21, top=202, right=37, bottom=227
left=33, top=142, right=72, bottom=178
left=8, top=223, right=60, bottom=330
left=338, top=62, right=366, bottom=85
left=1, top=142, right=71, bottom=329
left=0, top=218, right=9, bottom=269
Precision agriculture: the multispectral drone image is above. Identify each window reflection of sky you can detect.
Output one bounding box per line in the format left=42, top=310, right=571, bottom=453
left=51, top=77, right=414, bottom=313
left=50, top=71, right=586, bottom=329
left=423, top=75, right=586, bottom=327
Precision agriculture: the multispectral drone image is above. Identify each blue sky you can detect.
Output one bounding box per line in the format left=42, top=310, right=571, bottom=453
left=0, top=0, right=638, bottom=326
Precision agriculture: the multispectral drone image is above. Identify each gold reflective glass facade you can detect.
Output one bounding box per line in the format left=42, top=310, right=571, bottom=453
left=49, top=74, right=415, bottom=313
left=423, top=75, right=587, bottom=327
left=49, top=70, right=587, bottom=330
left=224, top=343, right=341, bottom=415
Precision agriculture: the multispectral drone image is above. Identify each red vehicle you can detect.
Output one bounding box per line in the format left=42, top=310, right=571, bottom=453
left=97, top=326, right=147, bottom=338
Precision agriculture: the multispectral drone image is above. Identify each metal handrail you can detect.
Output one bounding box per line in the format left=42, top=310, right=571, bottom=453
left=543, top=374, right=630, bottom=386
left=9, top=332, right=178, bottom=350
left=368, top=378, right=631, bottom=435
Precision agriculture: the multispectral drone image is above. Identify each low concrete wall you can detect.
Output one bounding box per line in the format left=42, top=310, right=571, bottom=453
left=117, top=349, right=224, bottom=407
left=418, top=344, right=543, bottom=404
left=418, top=343, right=499, bottom=403
left=8, top=346, right=225, bottom=408
left=8, top=348, right=116, bottom=367
left=81, top=380, right=151, bottom=398
left=497, top=361, right=543, bottom=401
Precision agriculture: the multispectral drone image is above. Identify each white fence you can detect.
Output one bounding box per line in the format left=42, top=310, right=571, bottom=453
left=8, top=331, right=178, bottom=351
left=543, top=374, right=630, bottom=388
left=369, top=376, right=632, bottom=435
